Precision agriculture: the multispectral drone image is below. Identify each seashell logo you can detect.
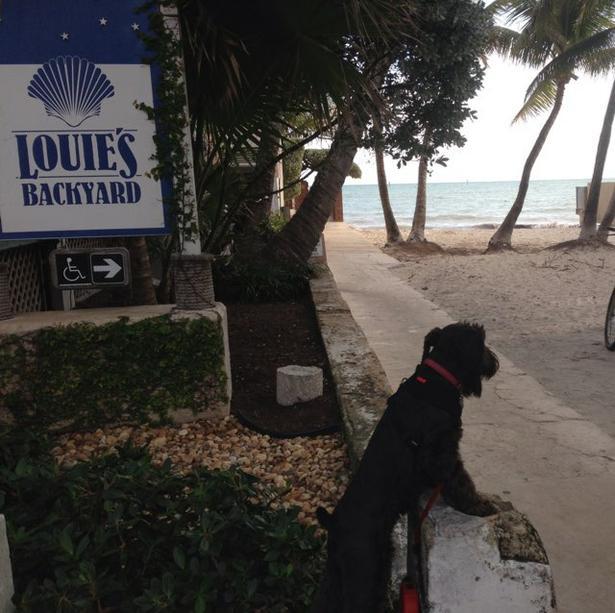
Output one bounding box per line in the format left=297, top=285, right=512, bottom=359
left=27, top=56, right=115, bottom=128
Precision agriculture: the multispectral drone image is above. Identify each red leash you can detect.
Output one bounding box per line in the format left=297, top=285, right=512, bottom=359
left=415, top=483, right=443, bottom=541
left=400, top=484, right=443, bottom=613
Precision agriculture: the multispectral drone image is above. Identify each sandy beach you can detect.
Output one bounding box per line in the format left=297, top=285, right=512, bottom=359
left=358, top=225, right=615, bottom=437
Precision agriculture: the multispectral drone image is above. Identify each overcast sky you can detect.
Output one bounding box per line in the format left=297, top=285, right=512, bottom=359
left=347, top=55, right=615, bottom=185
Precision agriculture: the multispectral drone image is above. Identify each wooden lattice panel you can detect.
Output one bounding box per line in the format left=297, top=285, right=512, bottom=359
left=65, top=238, right=122, bottom=250
left=0, top=244, right=45, bottom=313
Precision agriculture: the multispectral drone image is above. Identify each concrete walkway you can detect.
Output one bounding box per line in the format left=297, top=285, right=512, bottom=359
left=324, top=222, right=615, bottom=613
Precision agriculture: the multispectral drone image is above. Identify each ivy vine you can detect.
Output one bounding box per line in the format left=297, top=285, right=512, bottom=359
left=0, top=316, right=227, bottom=431
left=136, top=1, right=198, bottom=249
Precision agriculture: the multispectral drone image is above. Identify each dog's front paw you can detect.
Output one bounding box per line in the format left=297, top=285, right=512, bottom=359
left=463, top=496, right=499, bottom=517
left=465, top=493, right=514, bottom=516
left=484, top=494, right=514, bottom=513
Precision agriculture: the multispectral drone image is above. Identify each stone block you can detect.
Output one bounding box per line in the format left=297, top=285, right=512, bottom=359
left=422, top=503, right=556, bottom=613
left=0, top=516, right=14, bottom=613
left=276, top=365, right=323, bottom=406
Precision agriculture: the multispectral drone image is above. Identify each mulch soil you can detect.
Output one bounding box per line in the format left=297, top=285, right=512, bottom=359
left=226, top=297, right=342, bottom=438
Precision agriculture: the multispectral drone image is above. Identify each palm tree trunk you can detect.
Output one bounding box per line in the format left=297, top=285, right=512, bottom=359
left=487, top=81, right=566, bottom=251
left=262, top=58, right=392, bottom=264
left=597, top=189, right=615, bottom=241
left=373, top=123, right=402, bottom=243
left=233, top=130, right=279, bottom=260
left=409, top=129, right=431, bottom=242
left=581, top=79, right=615, bottom=241
left=242, top=130, right=278, bottom=228
left=127, top=237, right=157, bottom=305
left=262, top=113, right=362, bottom=263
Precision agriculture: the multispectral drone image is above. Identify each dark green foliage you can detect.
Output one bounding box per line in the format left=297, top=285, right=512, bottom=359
left=0, top=432, right=324, bottom=612
left=380, top=0, right=490, bottom=165
left=267, top=213, right=288, bottom=234
left=213, top=258, right=310, bottom=303
left=136, top=3, right=198, bottom=245
left=0, top=316, right=226, bottom=431
left=304, top=149, right=362, bottom=179
left=282, top=144, right=306, bottom=201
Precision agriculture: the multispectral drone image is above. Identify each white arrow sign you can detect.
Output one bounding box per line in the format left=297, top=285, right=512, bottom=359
left=93, top=258, right=122, bottom=279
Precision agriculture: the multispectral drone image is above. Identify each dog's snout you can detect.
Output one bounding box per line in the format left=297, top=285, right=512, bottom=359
left=483, top=346, right=499, bottom=379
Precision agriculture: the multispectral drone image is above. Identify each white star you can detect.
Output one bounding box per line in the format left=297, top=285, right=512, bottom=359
left=99, top=18, right=108, bottom=27
left=131, top=23, right=140, bottom=31
left=60, top=32, right=70, bottom=41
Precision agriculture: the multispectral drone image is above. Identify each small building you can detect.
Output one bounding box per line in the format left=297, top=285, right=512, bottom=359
left=576, top=182, right=615, bottom=224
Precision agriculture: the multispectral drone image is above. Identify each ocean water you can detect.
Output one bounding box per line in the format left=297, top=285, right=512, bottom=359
left=342, top=179, right=586, bottom=229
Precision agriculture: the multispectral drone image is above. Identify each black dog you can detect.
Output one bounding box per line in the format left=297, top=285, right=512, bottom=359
left=311, top=322, right=500, bottom=613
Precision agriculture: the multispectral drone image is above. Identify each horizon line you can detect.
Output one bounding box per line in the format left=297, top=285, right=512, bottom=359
left=344, top=177, right=611, bottom=187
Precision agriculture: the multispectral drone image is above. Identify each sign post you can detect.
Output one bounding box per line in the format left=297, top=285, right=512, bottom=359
left=161, top=4, right=216, bottom=310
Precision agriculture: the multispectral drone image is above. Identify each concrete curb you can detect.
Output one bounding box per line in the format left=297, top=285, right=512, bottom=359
left=310, top=267, right=392, bottom=464
left=310, top=267, right=411, bottom=592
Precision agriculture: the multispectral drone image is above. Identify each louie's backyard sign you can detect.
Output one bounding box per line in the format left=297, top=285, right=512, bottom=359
left=0, top=0, right=172, bottom=239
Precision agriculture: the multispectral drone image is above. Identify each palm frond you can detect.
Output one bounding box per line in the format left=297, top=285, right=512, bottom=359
left=526, top=26, right=615, bottom=99
left=575, top=0, right=615, bottom=39
left=487, top=25, right=520, bottom=55
left=513, top=77, right=558, bottom=123
left=580, top=46, right=615, bottom=74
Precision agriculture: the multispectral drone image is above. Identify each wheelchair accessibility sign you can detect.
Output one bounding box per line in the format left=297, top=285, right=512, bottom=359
left=50, top=248, right=130, bottom=289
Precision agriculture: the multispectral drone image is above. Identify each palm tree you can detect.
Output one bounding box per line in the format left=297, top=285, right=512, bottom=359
left=373, top=114, right=403, bottom=244
left=178, top=0, right=414, bottom=263
left=486, top=0, right=615, bottom=251
left=524, top=20, right=615, bottom=243
left=408, top=130, right=431, bottom=243
left=263, top=83, right=389, bottom=263
left=583, top=78, right=615, bottom=240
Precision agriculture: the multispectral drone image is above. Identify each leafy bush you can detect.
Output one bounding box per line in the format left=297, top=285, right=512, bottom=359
left=282, top=144, right=305, bottom=201
left=213, top=258, right=310, bottom=303
left=0, top=429, right=324, bottom=612
left=266, top=213, right=288, bottom=234
left=0, top=315, right=227, bottom=431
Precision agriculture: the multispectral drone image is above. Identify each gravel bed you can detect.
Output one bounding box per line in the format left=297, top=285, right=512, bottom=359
left=51, top=416, right=350, bottom=526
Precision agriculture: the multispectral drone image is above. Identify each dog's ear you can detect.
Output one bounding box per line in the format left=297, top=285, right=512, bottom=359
left=422, top=327, right=442, bottom=361
left=316, top=507, right=332, bottom=530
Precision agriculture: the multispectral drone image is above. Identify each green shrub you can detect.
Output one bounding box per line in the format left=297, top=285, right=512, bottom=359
left=266, top=213, right=288, bottom=234
left=0, top=315, right=227, bottom=431
left=0, top=429, right=324, bottom=612
left=213, top=258, right=310, bottom=303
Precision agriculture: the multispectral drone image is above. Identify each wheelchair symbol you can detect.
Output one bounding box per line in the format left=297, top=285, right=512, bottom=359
left=62, top=257, right=86, bottom=283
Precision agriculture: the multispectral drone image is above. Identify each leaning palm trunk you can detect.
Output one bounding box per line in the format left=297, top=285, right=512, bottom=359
left=262, top=57, right=392, bottom=264
left=374, top=140, right=402, bottom=244
left=127, top=237, right=157, bottom=305
left=581, top=79, right=615, bottom=241
left=487, top=81, right=566, bottom=251
left=262, top=112, right=363, bottom=263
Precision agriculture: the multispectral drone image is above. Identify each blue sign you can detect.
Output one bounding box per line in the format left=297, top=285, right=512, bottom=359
left=0, top=1, right=173, bottom=239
